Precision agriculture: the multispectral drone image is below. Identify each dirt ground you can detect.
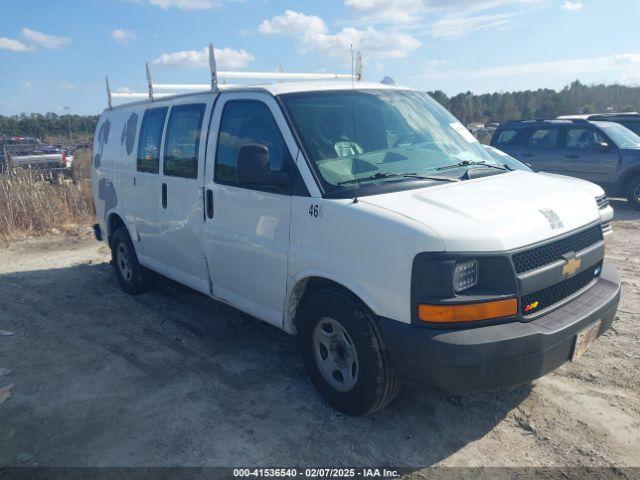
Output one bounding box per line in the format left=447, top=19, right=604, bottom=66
left=0, top=200, right=638, bottom=473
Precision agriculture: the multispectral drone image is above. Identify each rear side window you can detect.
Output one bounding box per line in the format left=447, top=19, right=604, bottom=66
left=163, top=104, right=206, bottom=179
left=137, top=107, right=168, bottom=173
left=494, top=129, right=518, bottom=145
left=566, top=128, right=605, bottom=150
left=215, top=100, right=290, bottom=186
left=527, top=128, right=559, bottom=149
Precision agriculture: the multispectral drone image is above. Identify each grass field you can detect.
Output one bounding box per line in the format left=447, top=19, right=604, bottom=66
left=0, top=149, right=93, bottom=239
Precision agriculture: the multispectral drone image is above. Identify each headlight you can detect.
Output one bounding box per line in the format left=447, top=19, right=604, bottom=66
left=453, top=260, right=479, bottom=292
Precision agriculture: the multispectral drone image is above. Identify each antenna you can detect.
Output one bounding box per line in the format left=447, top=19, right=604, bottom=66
left=209, top=43, right=218, bottom=90
left=146, top=62, right=154, bottom=101
left=105, top=76, right=112, bottom=109
left=355, top=50, right=363, bottom=81
left=351, top=44, right=359, bottom=204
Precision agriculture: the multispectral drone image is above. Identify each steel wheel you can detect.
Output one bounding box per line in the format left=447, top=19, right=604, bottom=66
left=634, top=183, right=640, bottom=204
left=116, top=243, right=132, bottom=282
left=312, top=317, right=359, bottom=392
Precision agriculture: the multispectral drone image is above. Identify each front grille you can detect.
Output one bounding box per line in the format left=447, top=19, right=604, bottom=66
left=596, top=195, right=609, bottom=210
left=521, top=262, right=601, bottom=315
left=512, top=225, right=603, bottom=274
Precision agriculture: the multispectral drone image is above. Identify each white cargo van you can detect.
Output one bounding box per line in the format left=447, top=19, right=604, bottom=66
left=93, top=61, right=620, bottom=416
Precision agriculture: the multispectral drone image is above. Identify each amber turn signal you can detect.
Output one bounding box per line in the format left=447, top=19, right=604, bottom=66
left=418, top=298, right=518, bottom=323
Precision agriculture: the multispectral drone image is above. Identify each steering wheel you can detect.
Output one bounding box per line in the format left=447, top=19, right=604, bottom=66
left=392, top=132, right=424, bottom=147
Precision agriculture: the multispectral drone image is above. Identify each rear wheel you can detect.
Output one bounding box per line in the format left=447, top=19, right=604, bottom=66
left=110, top=228, right=152, bottom=294
left=627, top=176, right=640, bottom=211
left=297, top=288, right=399, bottom=416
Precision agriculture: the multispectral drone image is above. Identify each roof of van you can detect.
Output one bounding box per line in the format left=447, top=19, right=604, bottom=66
left=105, top=81, right=416, bottom=111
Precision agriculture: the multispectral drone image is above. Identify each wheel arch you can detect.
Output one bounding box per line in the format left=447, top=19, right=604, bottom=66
left=106, top=212, right=130, bottom=247
left=284, top=275, right=378, bottom=335
left=619, top=167, right=640, bottom=194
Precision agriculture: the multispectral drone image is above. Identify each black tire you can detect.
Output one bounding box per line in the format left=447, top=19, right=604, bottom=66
left=297, top=288, right=399, bottom=416
left=110, top=228, right=152, bottom=295
left=626, top=176, right=640, bottom=211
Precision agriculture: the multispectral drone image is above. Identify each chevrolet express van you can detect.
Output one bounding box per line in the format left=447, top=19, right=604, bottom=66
left=93, top=81, right=621, bottom=416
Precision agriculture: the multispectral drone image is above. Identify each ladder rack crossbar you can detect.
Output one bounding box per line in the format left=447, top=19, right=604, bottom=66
left=106, top=43, right=363, bottom=107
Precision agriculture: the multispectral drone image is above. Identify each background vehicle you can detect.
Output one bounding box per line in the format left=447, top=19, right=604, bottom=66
left=558, top=112, right=640, bottom=136
left=491, top=119, right=640, bottom=210
left=0, top=137, right=73, bottom=176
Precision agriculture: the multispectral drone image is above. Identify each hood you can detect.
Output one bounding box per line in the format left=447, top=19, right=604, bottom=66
left=538, top=172, right=604, bottom=198
left=361, top=170, right=600, bottom=252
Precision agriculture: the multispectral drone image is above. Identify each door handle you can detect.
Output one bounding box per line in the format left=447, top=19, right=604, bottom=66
left=565, top=154, right=579, bottom=159
left=161, top=183, right=167, bottom=209
left=206, top=189, right=214, bottom=219
left=522, top=152, right=534, bottom=158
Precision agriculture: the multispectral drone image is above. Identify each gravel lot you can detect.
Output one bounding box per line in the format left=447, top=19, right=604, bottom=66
left=0, top=200, right=638, bottom=473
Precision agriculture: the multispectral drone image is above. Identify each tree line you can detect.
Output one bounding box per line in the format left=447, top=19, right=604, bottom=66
left=1, top=80, right=639, bottom=140
left=429, top=80, right=640, bottom=126
left=0, top=112, right=99, bottom=142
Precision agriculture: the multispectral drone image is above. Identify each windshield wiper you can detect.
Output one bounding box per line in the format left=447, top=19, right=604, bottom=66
left=338, top=172, right=458, bottom=186
left=437, top=160, right=508, bottom=173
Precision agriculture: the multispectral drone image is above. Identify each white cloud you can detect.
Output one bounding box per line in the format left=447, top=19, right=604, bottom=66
left=153, top=46, right=255, bottom=69
left=21, top=28, right=70, bottom=49
left=344, top=0, right=426, bottom=24
left=258, top=10, right=327, bottom=35
left=111, top=29, right=136, bottom=44
left=561, top=1, right=583, bottom=11
left=613, top=53, right=640, bottom=64
left=430, top=11, right=522, bottom=38
left=23, top=81, right=33, bottom=88
left=147, top=0, right=223, bottom=9
left=59, top=80, right=76, bottom=90
left=258, top=10, right=421, bottom=60
left=0, top=37, right=29, bottom=52
left=342, top=0, right=547, bottom=39
left=420, top=53, right=640, bottom=81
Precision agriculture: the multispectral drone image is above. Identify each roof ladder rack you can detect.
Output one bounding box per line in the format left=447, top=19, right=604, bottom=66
left=107, top=43, right=363, bottom=106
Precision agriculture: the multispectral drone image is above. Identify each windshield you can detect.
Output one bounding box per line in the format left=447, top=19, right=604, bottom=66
left=593, top=121, right=640, bottom=149
left=280, top=90, right=503, bottom=196
left=483, top=145, right=532, bottom=171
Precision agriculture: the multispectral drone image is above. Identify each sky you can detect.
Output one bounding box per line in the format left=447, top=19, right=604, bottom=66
left=0, top=0, right=639, bottom=115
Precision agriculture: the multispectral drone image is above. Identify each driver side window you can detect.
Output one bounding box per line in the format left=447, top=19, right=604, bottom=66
left=215, top=100, right=291, bottom=191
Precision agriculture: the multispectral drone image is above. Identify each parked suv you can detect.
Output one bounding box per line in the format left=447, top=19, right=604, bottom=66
left=491, top=119, right=640, bottom=209
left=94, top=84, right=620, bottom=415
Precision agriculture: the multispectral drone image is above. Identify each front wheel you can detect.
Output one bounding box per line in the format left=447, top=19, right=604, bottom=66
left=110, top=228, right=152, bottom=295
left=297, top=288, right=399, bottom=416
left=627, top=176, right=640, bottom=211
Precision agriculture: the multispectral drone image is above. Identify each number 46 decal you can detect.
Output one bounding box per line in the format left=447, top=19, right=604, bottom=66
left=308, top=204, right=323, bottom=218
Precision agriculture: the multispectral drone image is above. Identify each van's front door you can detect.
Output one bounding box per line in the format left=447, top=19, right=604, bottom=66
left=156, top=97, right=213, bottom=294
left=202, top=93, right=294, bottom=327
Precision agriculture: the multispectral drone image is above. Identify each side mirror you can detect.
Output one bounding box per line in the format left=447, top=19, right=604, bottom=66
left=596, top=141, right=609, bottom=152
left=237, top=144, right=289, bottom=188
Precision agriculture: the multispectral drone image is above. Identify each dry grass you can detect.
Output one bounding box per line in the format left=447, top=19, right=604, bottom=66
left=0, top=149, right=94, bottom=239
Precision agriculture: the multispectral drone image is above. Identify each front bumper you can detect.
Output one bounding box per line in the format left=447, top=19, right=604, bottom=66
left=376, top=261, right=621, bottom=393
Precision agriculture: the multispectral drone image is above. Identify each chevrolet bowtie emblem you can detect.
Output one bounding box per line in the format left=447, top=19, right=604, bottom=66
left=562, top=256, right=582, bottom=277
